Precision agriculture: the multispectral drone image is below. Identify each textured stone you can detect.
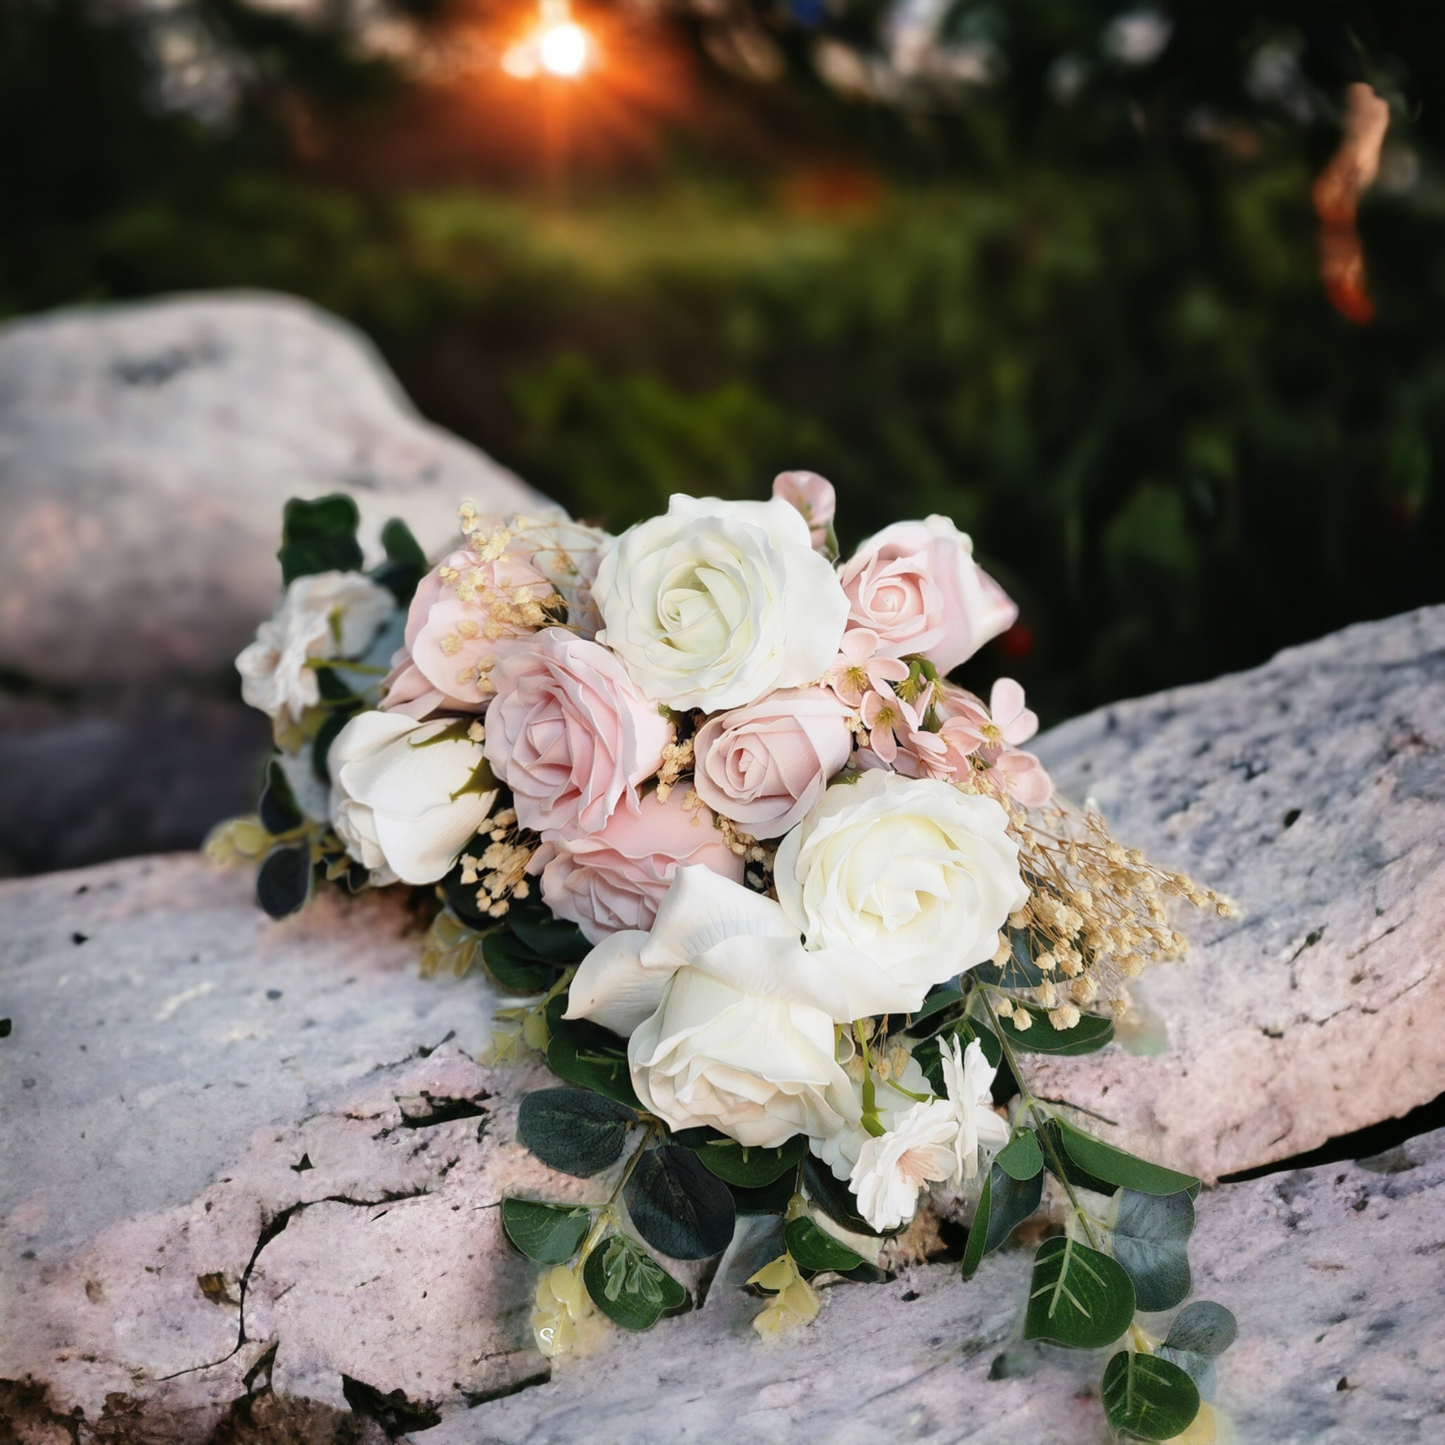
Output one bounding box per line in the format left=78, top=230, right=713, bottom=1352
left=0, top=292, right=550, bottom=686
left=1030, top=605, right=1445, bottom=1185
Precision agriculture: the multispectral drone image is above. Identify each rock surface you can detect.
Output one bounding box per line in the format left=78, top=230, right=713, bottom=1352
left=1031, top=604, right=1445, bottom=1185
left=0, top=291, right=550, bottom=686
left=1, top=854, right=1442, bottom=1443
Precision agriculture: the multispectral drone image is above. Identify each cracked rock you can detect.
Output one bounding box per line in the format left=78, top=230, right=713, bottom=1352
left=1031, top=605, right=1445, bottom=1184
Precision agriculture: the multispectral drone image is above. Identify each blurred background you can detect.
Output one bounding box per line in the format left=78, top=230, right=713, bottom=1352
left=3, top=0, right=1445, bottom=871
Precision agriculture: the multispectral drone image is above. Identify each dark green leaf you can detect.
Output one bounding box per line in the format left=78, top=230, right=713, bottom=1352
left=996, top=1128, right=1044, bottom=1181
left=1007, top=1002, right=1115, bottom=1056
left=906, top=985, right=964, bottom=1035
left=1101, top=1350, right=1201, bottom=1441
left=1024, top=1236, right=1135, bottom=1349
left=1109, top=1189, right=1194, bottom=1312
left=258, top=756, right=303, bottom=833
left=1060, top=1124, right=1200, bottom=1197
left=582, top=1235, right=686, bottom=1330
left=785, top=1217, right=864, bottom=1273
left=689, top=1133, right=807, bottom=1189
left=311, top=710, right=353, bottom=783
left=1039, top=1120, right=1118, bottom=1195
left=1164, top=1301, right=1237, bottom=1357
left=483, top=930, right=559, bottom=995
left=500, top=1199, right=591, bottom=1264
left=256, top=844, right=312, bottom=918
left=727, top=1172, right=797, bottom=1216
left=803, top=1154, right=904, bottom=1239
left=279, top=494, right=363, bottom=583
left=913, top=1018, right=1001, bottom=1094
left=961, top=1161, right=1044, bottom=1277
left=625, top=1146, right=736, bottom=1259
left=509, top=907, right=591, bottom=964
left=382, top=516, right=427, bottom=569
left=516, top=1089, right=637, bottom=1177
left=546, top=1017, right=641, bottom=1108
left=838, top=1260, right=890, bottom=1284
left=315, top=664, right=358, bottom=703
left=970, top=927, right=1046, bottom=989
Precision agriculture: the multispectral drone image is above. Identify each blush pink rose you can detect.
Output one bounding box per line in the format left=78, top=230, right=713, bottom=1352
left=692, top=686, right=855, bottom=839
left=838, top=516, right=1017, bottom=673
left=772, top=471, right=837, bottom=552
left=530, top=788, right=745, bottom=943
left=484, top=629, right=673, bottom=834
left=381, top=545, right=557, bottom=718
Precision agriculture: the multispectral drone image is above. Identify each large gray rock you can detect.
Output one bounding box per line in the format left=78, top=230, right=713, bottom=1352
left=0, top=292, right=550, bottom=686
left=3, top=854, right=1443, bottom=1444
left=1031, top=605, right=1445, bottom=1185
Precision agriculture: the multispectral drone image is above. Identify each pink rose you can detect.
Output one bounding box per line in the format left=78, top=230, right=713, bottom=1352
left=772, top=471, right=837, bottom=552
left=530, top=789, right=745, bottom=943
left=692, top=687, right=855, bottom=839
left=381, top=545, right=557, bottom=718
left=484, top=629, right=673, bottom=834
left=838, top=516, right=1017, bottom=673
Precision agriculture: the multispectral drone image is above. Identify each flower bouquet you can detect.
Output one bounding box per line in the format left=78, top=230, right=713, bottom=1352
left=216, top=474, right=1236, bottom=1442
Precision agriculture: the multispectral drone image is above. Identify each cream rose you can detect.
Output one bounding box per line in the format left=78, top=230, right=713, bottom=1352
left=593, top=494, right=849, bottom=712
left=775, top=770, right=1028, bottom=1012
left=839, top=515, right=1016, bottom=673
left=691, top=686, right=854, bottom=839
left=328, top=712, right=498, bottom=886
left=564, top=867, right=903, bottom=1146
left=236, top=571, right=395, bottom=725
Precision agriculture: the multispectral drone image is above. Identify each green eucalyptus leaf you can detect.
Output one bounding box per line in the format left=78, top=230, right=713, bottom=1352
left=311, top=710, right=353, bottom=783
left=1060, top=1124, right=1199, bottom=1197
left=1101, top=1350, right=1201, bottom=1441
left=546, top=1018, right=641, bottom=1108
left=1007, top=1002, right=1115, bottom=1056
left=727, top=1172, right=797, bottom=1217
left=784, top=1217, right=864, bottom=1273
left=907, top=985, right=965, bottom=1035
left=516, top=1089, right=637, bottom=1178
left=689, top=1133, right=807, bottom=1189
left=1164, top=1301, right=1238, bottom=1357
left=256, top=843, right=312, bottom=919
left=961, top=1160, right=1044, bottom=1278
left=624, top=1146, right=736, bottom=1260
left=995, top=1128, right=1044, bottom=1181
left=482, top=930, right=558, bottom=995
left=582, top=1235, right=686, bottom=1330
left=1039, top=1120, right=1118, bottom=1195
left=279, top=494, right=363, bottom=583
left=1108, top=1189, right=1194, bottom=1312
left=375, top=517, right=428, bottom=603
left=500, top=1199, right=591, bottom=1264
left=1024, top=1236, right=1135, bottom=1349
left=258, top=756, right=303, bottom=833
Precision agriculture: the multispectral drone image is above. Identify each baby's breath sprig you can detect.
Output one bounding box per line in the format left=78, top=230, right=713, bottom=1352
left=458, top=803, right=534, bottom=920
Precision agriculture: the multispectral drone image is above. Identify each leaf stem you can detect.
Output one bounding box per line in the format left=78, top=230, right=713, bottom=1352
left=852, top=1021, right=886, bottom=1137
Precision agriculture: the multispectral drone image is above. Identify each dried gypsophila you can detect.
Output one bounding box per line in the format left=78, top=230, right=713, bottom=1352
left=976, top=793, right=1236, bottom=1027
left=457, top=790, right=537, bottom=919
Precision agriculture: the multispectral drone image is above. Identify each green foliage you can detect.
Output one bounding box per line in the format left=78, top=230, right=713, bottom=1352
left=256, top=842, right=311, bottom=919
left=802, top=1154, right=903, bottom=1240
left=1024, top=1236, right=1135, bottom=1350
left=1101, top=1350, right=1201, bottom=1442
left=1058, top=1124, right=1200, bottom=1198
left=961, top=1160, right=1044, bottom=1277
left=1158, top=1301, right=1238, bottom=1398
left=501, top=1199, right=591, bottom=1265
left=545, top=1016, right=641, bottom=1109
left=678, top=1130, right=807, bottom=1189
left=508, top=908, right=591, bottom=965
left=785, top=1217, right=864, bottom=1274
left=278, top=495, right=363, bottom=584
left=1107, top=1189, right=1194, bottom=1313
left=373, top=518, right=428, bottom=605
left=1003, top=1004, right=1115, bottom=1056
left=624, top=1146, right=737, bottom=1260
left=257, top=756, right=303, bottom=835
left=726, top=1173, right=797, bottom=1217
left=516, top=1090, right=637, bottom=1178
left=582, top=1235, right=687, bottom=1330
left=481, top=931, right=559, bottom=996
left=995, top=1128, right=1044, bottom=1182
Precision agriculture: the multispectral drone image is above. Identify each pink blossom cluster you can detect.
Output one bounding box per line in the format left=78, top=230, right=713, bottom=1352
left=377, top=474, right=1049, bottom=942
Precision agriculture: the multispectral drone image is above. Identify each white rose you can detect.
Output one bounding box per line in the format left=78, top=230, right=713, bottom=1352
left=775, top=770, right=1028, bottom=1012
left=237, top=571, right=395, bottom=724
left=592, top=494, right=849, bottom=712
left=563, top=866, right=901, bottom=1148
left=328, top=712, right=497, bottom=886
